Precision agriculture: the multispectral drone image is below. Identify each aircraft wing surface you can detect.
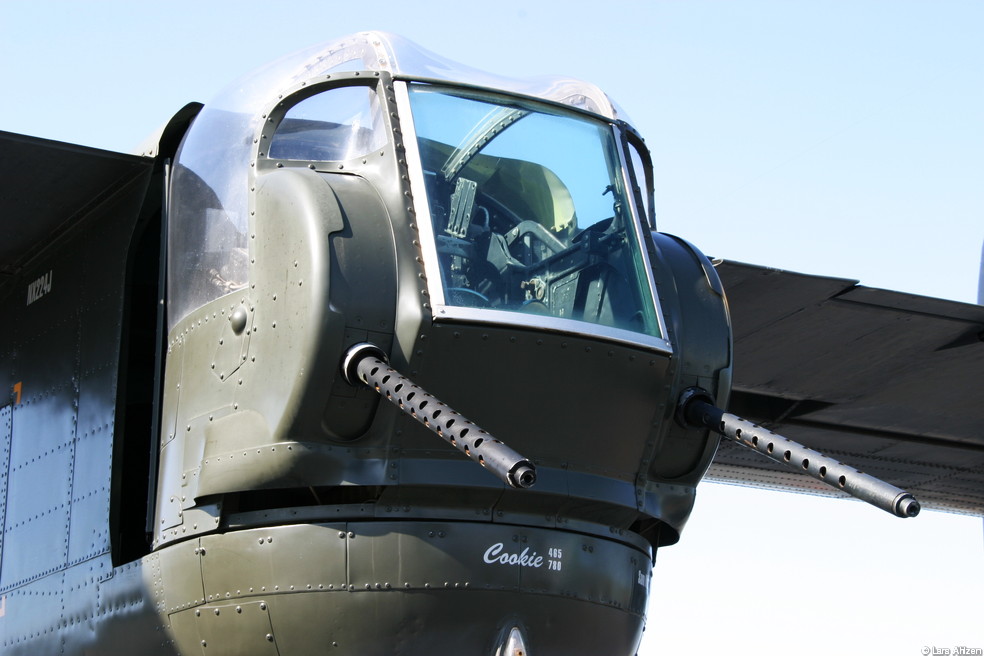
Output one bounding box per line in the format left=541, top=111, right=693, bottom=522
left=711, top=260, right=984, bottom=514
left=0, top=131, right=153, bottom=281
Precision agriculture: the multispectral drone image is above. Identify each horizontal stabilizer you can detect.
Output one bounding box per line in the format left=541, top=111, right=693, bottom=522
left=0, top=131, right=153, bottom=279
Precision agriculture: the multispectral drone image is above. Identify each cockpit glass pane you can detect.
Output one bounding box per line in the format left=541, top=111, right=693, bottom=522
left=269, top=85, right=386, bottom=161
left=407, top=85, right=661, bottom=340
left=627, top=141, right=653, bottom=228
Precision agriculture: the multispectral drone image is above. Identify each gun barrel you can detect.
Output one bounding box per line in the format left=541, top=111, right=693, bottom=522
left=680, top=390, right=919, bottom=518
left=342, top=343, right=536, bottom=489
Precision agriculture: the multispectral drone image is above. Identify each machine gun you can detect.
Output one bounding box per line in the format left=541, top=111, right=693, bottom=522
left=677, top=387, right=920, bottom=517
left=342, top=342, right=537, bottom=489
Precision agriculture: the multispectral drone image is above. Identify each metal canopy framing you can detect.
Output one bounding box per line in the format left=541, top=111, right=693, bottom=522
left=711, top=260, right=984, bottom=514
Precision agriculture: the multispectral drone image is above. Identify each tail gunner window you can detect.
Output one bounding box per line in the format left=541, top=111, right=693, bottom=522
left=407, top=85, right=662, bottom=341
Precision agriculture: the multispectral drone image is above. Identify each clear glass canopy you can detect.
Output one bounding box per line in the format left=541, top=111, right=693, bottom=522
left=166, top=32, right=639, bottom=332
left=407, top=85, right=662, bottom=342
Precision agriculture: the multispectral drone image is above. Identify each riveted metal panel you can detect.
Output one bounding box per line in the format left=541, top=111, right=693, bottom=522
left=7, top=386, right=76, bottom=475
left=77, top=558, right=175, bottom=656
left=71, top=426, right=114, bottom=498
left=55, top=557, right=114, bottom=654
left=518, top=529, right=650, bottom=616
left=346, top=520, right=520, bottom=593
left=6, top=334, right=79, bottom=587
left=158, top=539, right=205, bottom=614
left=249, top=592, right=345, bottom=656
left=68, top=410, right=113, bottom=564
left=67, top=419, right=113, bottom=566
left=143, top=551, right=166, bottom=616
left=199, top=524, right=347, bottom=602
left=156, top=433, right=185, bottom=534
left=73, top=339, right=118, bottom=562
left=0, top=405, right=10, bottom=560
left=5, top=415, right=73, bottom=517
left=409, top=324, right=669, bottom=471
left=167, top=606, right=203, bottom=656
left=198, top=440, right=385, bottom=498
left=211, top=307, right=254, bottom=383
left=1, top=441, right=72, bottom=585
left=264, top=587, right=646, bottom=656
left=60, top=555, right=112, bottom=629
left=166, top=519, right=651, bottom=656
left=153, top=333, right=185, bottom=544
left=0, top=571, right=64, bottom=650
left=75, top=367, right=117, bottom=444
left=76, top=308, right=124, bottom=434
left=67, top=487, right=111, bottom=564
left=0, top=132, right=159, bottom=655
left=1, top=507, right=70, bottom=588
left=194, top=601, right=280, bottom=656
left=10, top=314, right=81, bottom=453
left=155, top=292, right=252, bottom=546
left=344, top=520, right=650, bottom=615
left=159, top=333, right=183, bottom=451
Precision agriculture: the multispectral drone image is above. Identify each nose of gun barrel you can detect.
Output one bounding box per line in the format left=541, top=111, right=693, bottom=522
left=896, top=494, right=921, bottom=517
left=510, top=463, right=537, bottom=489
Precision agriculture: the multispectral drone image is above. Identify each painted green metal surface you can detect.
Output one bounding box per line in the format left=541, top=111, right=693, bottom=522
left=0, top=33, right=732, bottom=655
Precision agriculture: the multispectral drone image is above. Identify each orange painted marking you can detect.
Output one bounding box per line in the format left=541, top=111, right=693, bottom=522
left=13, top=382, right=22, bottom=405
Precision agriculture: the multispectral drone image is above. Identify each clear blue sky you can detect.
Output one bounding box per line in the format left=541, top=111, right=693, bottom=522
left=1, top=2, right=981, bottom=654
